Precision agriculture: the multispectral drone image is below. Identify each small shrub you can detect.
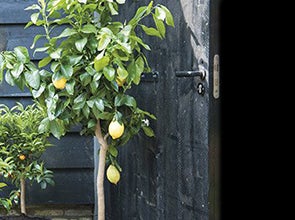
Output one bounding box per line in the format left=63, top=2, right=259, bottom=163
left=0, top=102, right=54, bottom=214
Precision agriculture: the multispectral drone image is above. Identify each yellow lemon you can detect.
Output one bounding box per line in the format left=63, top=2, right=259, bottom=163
left=106, top=165, right=120, bottom=184
left=53, top=77, right=67, bottom=89
left=116, top=77, right=126, bottom=87
left=19, top=154, right=26, bottom=160
left=108, top=120, right=124, bottom=139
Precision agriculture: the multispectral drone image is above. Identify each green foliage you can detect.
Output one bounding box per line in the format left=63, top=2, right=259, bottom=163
left=0, top=160, right=13, bottom=211
left=0, top=183, right=13, bottom=211
left=0, top=102, right=54, bottom=211
left=0, top=0, right=173, bottom=171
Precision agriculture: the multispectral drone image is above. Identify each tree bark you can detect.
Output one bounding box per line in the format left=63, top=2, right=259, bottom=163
left=20, top=177, right=26, bottom=215
left=95, top=119, right=109, bottom=220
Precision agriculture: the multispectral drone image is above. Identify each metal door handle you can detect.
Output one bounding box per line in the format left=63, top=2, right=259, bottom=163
left=175, top=70, right=206, bottom=80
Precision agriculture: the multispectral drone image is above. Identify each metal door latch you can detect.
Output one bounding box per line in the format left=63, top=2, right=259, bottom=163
left=175, top=70, right=206, bottom=80
left=197, top=83, right=205, bottom=95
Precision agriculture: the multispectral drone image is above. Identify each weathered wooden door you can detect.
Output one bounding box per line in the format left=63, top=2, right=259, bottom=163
left=103, top=0, right=220, bottom=220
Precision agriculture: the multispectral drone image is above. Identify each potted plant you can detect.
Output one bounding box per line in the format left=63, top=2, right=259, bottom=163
left=0, top=0, right=174, bottom=219
left=0, top=102, right=54, bottom=219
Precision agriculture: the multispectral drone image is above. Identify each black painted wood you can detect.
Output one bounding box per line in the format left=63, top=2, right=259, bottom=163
left=0, top=0, right=34, bottom=24
left=26, top=169, right=94, bottom=204
left=44, top=134, right=94, bottom=169
left=0, top=25, right=65, bottom=60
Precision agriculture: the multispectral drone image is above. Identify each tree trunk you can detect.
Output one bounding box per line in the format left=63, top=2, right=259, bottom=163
left=95, top=119, right=109, bottom=220
left=20, top=177, right=26, bottom=215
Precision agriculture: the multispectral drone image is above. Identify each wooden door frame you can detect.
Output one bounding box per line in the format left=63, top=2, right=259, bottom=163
left=208, top=0, right=221, bottom=219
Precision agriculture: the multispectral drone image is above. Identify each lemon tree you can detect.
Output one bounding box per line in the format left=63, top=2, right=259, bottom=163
left=0, top=0, right=173, bottom=219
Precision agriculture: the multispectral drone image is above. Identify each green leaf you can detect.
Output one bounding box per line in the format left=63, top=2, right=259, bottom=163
left=11, top=63, right=24, bottom=78
left=0, top=55, right=4, bottom=82
left=116, top=0, right=125, bottom=4
left=100, top=27, right=114, bottom=35
left=65, top=80, right=75, bottom=95
left=32, top=83, right=46, bottom=98
left=56, top=28, right=77, bottom=38
left=50, top=48, right=62, bottom=59
left=31, top=34, right=45, bottom=49
left=50, top=61, right=59, bottom=72
left=47, top=84, right=55, bottom=98
left=14, top=46, right=30, bottom=63
left=38, top=118, right=50, bottom=133
left=103, top=66, right=115, bottom=81
left=128, top=6, right=147, bottom=26
left=61, top=63, right=73, bottom=77
left=155, top=7, right=166, bottom=21
left=91, top=105, right=100, bottom=119
left=96, top=112, right=113, bottom=120
left=24, top=21, right=34, bottom=29
left=48, top=10, right=61, bottom=19
left=135, top=56, right=144, bottom=73
left=108, top=2, right=118, bottom=15
left=31, top=12, right=40, bottom=24
left=73, top=93, right=87, bottom=111
left=94, top=56, right=110, bottom=72
left=118, top=42, right=132, bottom=54
left=138, top=108, right=157, bottom=120
left=95, top=50, right=105, bottom=60
left=38, top=56, right=52, bottom=68
left=94, top=98, right=104, bottom=112
left=109, top=145, right=118, bottom=157
left=39, top=69, right=51, bottom=78
left=25, top=4, right=41, bottom=11
left=33, top=47, right=50, bottom=56
left=98, top=35, right=111, bottom=51
left=153, top=14, right=166, bottom=38
left=0, top=182, right=7, bottom=188
left=85, top=66, right=96, bottom=76
left=87, top=119, right=96, bottom=129
left=93, top=72, right=102, bottom=81
left=4, top=70, right=15, bottom=86
left=81, top=24, right=97, bottom=34
left=14, top=77, right=25, bottom=91
left=24, top=69, right=40, bottom=90
left=120, top=24, right=132, bottom=36
left=68, top=55, right=83, bottom=65
left=115, top=94, right=136, bottom=108
left=160, top=5, right=175, bottom=27
left=82, top=105, right=90, bottom=118
left=90, top=80, right=99, bottom=94
left=112, top=49, right=129, bottom=61
left=75, top=37, right=88, bottom=52
left=46, top=94, right=58, bottom=120
left=49, top=119, right=65, bottom=139
left=53, top=17, right=72, bottom=25
left=117, top=66, right=128, bottom=79
left=80, top=72, right=92, bottom=86
left=142, top=126, right=155, bottom=137
left=140, top=25, right=162, bottom=38
left=86, top=100, right=94, bottom=108
left=130, top=36, right=151, bottom=50
left=133, top=56, right=144, bottom=84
